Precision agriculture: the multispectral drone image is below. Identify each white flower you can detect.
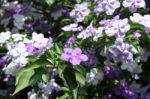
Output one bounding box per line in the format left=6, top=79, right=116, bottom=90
left=32, top=32, right=49, bottom=49
left=3, top=62, right=18, bottom=76
left=13, top=56, right=28, bottom=67
left=86, top=68, right=104, bottom=85
left=0, top=31, right=11, bottom=44
left=62, top=23, right=83, bottom=32
left=105, top=18, right=130, bottom=37
left=130, top=13, right=150, bottom=28
left=93, top=27, right=104, bottom=41
left=8, top=42, right=28, bottom=58
left=12, top=33, right=26, bottom=42
left=28, top=89, right=38, bottom=99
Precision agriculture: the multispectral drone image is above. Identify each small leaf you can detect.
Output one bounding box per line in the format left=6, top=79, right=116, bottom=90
left=42, top=73, right=50, bottom=82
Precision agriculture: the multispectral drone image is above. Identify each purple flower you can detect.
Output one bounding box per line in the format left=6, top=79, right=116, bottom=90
left=77, top=22, right=96, bottom=39
left=133, top=30, right=141, bottom=38
left=94, top=0, right=120, bottom=15
left=104, top=64, right=121, bottom=78
left=123, top=0, right=145, bottom=13
left=65, top=35, right=76, bottom=47
left=25, top=43, right=36, bottom=54
left=70, top=2, right=90, bottom=22
left=61, top=47, right=88, bottom=65
left=113, top=80, right=138, bottom=99
left=105, top=18, right=130, bottom=38
left=0, top=56, right=6, bottom=67
left=107, top=38, right=137, bottom=63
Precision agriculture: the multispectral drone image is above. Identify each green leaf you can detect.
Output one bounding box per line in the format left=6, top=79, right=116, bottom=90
left=63, top=67, right=77, bottom=90
left=45, top=0, right=54, bottom=5
left=13, top=70, right=35, bottom=95
left=42, top=73, right=50, bottom=82
left=15, top=59, right=48, bottom=85
left=75, top=70, right=85, bottom=85
left=27, top=55, right=39, bottom=63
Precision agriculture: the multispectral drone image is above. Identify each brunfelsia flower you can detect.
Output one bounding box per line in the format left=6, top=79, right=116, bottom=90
left=0, top=31, right=11, bottom=44
left=113, top=80, right=138, bottom=99
left=86, top=68, right=104, bottom=85
left=65, top=35, right=76, bottom=47
left=94, top=0, right=120, bottom=15
left=70, top=2, right=90, bottom=22
left=130, top=13, right=150, bottom=29
left=77, top=22, right=96, bottom=40
left=123, top=0, right=145, bottom=13
left=105, top=18, right=130, bottom=38
left=32, top=32, right=49, bottom=49
left=38, top=79, right=60, bottom=99
left=93, top=27, right=104, bottom=41
left=62, top=23, right=83, bottom=32
left=61, top=47, right=88, bottom=65
left=107, top=38, right=137, bottom=63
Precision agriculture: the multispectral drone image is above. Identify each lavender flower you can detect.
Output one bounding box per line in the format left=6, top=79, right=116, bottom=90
left=93, top=27, right=104, bottom=41
left=107, top=38, right=137, bottom=63
left=133, top=30, right=141, bottom=38
left=61, top=47, right=88, bottom=65
left=77, top=22, right=96, bottom=39
left=130, top=13, right=150, bottom=29
left=105, top=18, right=130, bottom=38
left=65, top=35, right=76, bottom=47
left=38, top=79, right=60, bottom=99
left=32, top=32, right=49, bottom=49
left=70, top=2, right=90, bottom=22
left=123, top=0, right=145, bottom=13
left=94, top=0, right=120, bottom=15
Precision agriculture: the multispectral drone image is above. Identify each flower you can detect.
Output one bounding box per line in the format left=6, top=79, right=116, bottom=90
left=77, top=22, right=96, bottom=39
left=105, top=18, right=130, bottom=38
left=62, top=23, right=83, bottom=32
left=113, top=80, right=138, bottom=99
left=133, top=30, right=141, bottom=38
left=107, top=38, right=137, bottom=63
left=123, top=0, right=145, bottom=13
left=70, top=2, right=90, bottom=22
left=61, top=47, right=88, bottom=65
left=32, top=32, right=49, bottom=49
left=65, top=35, right=76, bottom=47
left=86, top=68, right=104, bottom=85
left=93, top=27, right=104, bottom=41
left=130, top=13, right=150, bottom=29
left=94, top=0, right=120, bottom=15
left=0, top=31, right=11, bottom=44
left=38, top=79, right=60, bottom=99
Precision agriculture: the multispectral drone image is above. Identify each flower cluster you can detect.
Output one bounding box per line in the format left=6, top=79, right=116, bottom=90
left=0, top=0, right=150, bottom=99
